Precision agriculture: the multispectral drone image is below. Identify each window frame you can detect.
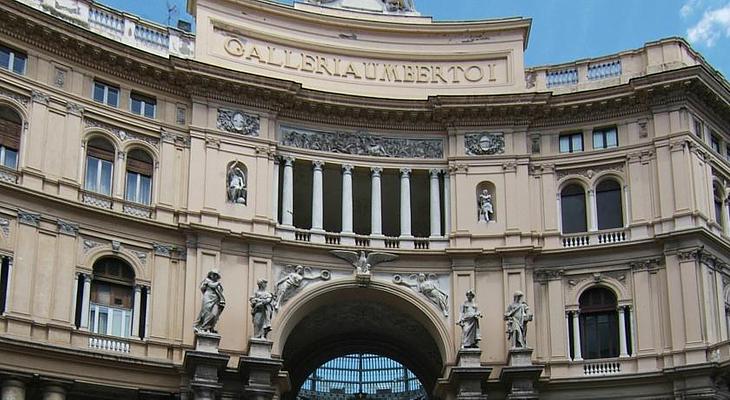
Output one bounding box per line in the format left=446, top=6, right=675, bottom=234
left=711, top=133, right=721, bottom=153
left=0, top=44, right=27, bottom=75
left=693, top=118, right=704, bottom=138
left=84, top=155, right=114, bottom=196
left=592, top=126, right=618, bottom=150
left=125, top=171, right=152, bottom=205
left=0, top=145, right=18, bottom=169
left=559, top=132, right=584, bottom=153
left=130, top=92, right=157, bottom=119
left=595, top=179, right=624, bottom=230
left=579, top=287, right=620, bottom=360
left=92, top=81, right=120, bottom=108
left=560, top=183, right=588, bottom=234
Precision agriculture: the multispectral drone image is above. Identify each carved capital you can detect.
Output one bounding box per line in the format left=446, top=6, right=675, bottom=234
left=132, top=250, right=148, bottom=265
left=399, top=168, right=412, bottom=177
left=31, top=90, right=49, bottom=105
left=0, top=217, right=9, bottom=238
left=117, top=151, right=126, bottom=161
left=342, top=164, right=354, bottom=174
left=312, top=160, right=325, bottom=170
left=65, top=102, right=84, bottom=116
left=153, top=243, right=176, bottom=257
left=502, top=161, right=517, bottom=172
left=57, top=220, right=79, bottom=237
left=17, top=210, right=40, bottom=227
left=429, top=168, right=443, bottom=178
left=282, top=156, right=296, bottom=166
left=534, top=268, right=564, bottom=282
left=370, top=167, right=383, bottom=177
left=630, top=257, right=663, bottom=272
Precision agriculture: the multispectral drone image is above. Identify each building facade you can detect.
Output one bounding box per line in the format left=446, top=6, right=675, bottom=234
left=0, top=0, right=730, bottom=398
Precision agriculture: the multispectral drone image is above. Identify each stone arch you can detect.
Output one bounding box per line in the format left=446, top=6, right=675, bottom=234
left=592, top=171, right=625, bottom=188
left=82, top=247, right=148, bottom=283
left=568, top=277, right=630, bottom=308
left=271, top=278, right=454, bottom=398
left=0, top=102, right=24, bottom=170
left=82, top=128, right=123, bottom=150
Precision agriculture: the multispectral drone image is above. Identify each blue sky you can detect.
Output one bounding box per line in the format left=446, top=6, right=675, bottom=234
left=101, top=0, right=730, bottom=77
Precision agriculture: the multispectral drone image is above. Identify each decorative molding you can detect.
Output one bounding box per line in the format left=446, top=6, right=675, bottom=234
left=392, top=273, right=449, bottom=317
left=464, top=132, right=505, bottom=155
left=530, top=134, right=541, bottom=154
left=82, top=239, right=103, bottom=253
left=637, top=118, right=648, bottom=138
left=17, top=210, right=40, bottom=227
left=160, top=128, right=190, bottom=146
left=0, top=88, right=30, bottom=107
left=66, top=102, right=84, bottom=116
left=216, top=109, right=260, bottom=136
left=273, top=264, right=331, bottom=309
left=280, top=126, right=443, bottom=159
left=502, top=161, right=517, bottom=172
left=630, top=257, right=663, bottom=272
left=54, top=67, right=66, bottom=88
left=31, top=90, right=50, bottom=105
left=57, top=220, right=79, bottom=237
left=0, top=217, right=9, bottom=238
left=556, top=162, right=624, bottom=181
left=534, top=268, right=564, bottom=282
left=176, top=106, right=186, bottom=125
left=84, top=118, right=160, bottom=148
left=111, top=240, right=121, bottom=252
left=153, top=243, right=176, bottom=257
left=133, top=251, right=148, bottom=265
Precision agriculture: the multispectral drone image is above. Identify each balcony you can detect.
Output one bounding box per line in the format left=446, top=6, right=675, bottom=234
left=17, top=0, right=195, bottom=59
left=79, top=190, right=154, bottom=220
left=561, top=228, right=629, bottom=249
left=277, top=226, right=448, bottom=250
left=0, top=166, right=18, bottom=184
left=88, top=336, right=130, bottom=354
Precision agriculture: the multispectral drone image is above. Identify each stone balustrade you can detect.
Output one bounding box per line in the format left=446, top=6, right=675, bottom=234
left=88, top=336, right=130, bottom=353
left=583, top=360, right=622, bottom=376
left=16, top=0, right=194, bottom=59
left=0, top=166, right=18, bottom=184
left=561, top=228, right=629, bottom=249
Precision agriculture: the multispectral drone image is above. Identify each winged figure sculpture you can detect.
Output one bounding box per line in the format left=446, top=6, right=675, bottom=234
left=330, top=250, right=397, bottom=275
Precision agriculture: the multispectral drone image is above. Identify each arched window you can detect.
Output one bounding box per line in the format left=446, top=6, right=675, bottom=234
left=0, top=105, right=21, bottom=170
left=714, top=183, right=724, bottom=226
left=561, top=183, right=587, bottom=233
left=579, top=287, right=619, bottom=359
left=84, top=137, right=115, bottom=196
left=89, top=258, right=134, bottom=338
left=596, top=179, right=623, bottom=230
left=125, top=149, right=153, bottom=205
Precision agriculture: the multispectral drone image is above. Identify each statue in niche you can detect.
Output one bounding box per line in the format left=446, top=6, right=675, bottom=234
left=226, top=164, right=247, bottom=205
left=457, top=290, right=482, bottom=348
left=504, top=290, right=533, bottom=349
left=477, top=189, right=493, bottom=222
left=193, top=269, right=226, bottom=334
left=250, top=279, right=275, bottom=339
left=330, top=250, right=397, bottom=275
left=394, top=273, right=449, bottom=317
left=274, top=265, right=331, bottom=310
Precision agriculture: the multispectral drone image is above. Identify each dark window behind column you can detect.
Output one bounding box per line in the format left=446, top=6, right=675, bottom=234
left=293, top=160, right=313, bottom=229
left=0, top=257, right=9, bottom=314
left=352, top=167, right=372, bottom=235
left=322, top=165, right=342, bottom=233
left=579, top=287, right=619, bottom=359
left=381, top=169, right=400, bottom=237
left=410, top=170, right=429, bottom=238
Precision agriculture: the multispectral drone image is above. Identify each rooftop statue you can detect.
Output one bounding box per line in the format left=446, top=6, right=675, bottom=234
left=304, top=0, right=417, bottom=13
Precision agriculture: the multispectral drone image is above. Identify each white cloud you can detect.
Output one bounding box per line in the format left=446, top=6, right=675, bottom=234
left=687, top=3, right=730, bottom=47
left=681, top=0, right=702, bottom=17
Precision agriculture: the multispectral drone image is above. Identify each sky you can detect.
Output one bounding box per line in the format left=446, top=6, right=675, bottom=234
left=100, top=0, right=730, bottom=77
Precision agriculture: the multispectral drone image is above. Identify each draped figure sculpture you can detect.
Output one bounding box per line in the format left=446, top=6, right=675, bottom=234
left=193, top=269, right=226, bottom=333
left=457, top=290, right=482, bottom=348
left=250, top=279, right=275, bottom=339
left=505, top=290, right=533, bottom=348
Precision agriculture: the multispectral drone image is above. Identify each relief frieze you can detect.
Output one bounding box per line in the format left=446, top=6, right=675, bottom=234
left=84, top=119, right=160, bottom=148
left=280, top=126, right=443, bottom=159
left=555, top=162, right=624, bottom=181
left=464, top=132, right=505, bottom=155
left=216, top=109, right=260, bottom=136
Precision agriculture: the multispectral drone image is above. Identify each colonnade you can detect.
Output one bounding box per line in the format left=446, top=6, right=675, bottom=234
left=566, top=305, right=633, bottom=361
left=275, top=157, right=450, bottom=248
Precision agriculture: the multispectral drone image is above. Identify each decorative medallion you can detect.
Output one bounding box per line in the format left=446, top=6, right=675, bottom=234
left=216, top=109, right=260, bottom=136
left=464, top=133, right=505, bottom=155
left=281, top=126, right=443, bottom=159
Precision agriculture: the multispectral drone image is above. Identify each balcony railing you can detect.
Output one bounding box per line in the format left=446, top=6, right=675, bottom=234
left=277, top=226, right=447, bottom=250
left=122, top=201, right=153, bottom=219
left=583, top=360, right=622, bottom=376
left=17, top=0, right=195, bottom=59
left=587, top=60, right=622, bottom=80
left=0, top=166, right=19, bottom=184
left=80, top=190, right=113, bottom=209
left=562, top=228, right=629, bottom=248
left=546, top=68, right=578, bottom=88
left=88, top=336, right=130, bottom=353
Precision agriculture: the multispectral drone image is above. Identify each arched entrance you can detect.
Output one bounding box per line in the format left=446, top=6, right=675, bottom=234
left=272, top=279, right=454, bottom=399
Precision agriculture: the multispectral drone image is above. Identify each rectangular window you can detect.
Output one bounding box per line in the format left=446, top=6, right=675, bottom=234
left=711, top=134, right=721, bottom=153
left=84, top=156, right=113, bottom=196
left=0, top=146, right=18, bottom=169
left=693, top=119, right=703, bottom=138
left=92, top=81, right=119, bottom=107
left=0, top=257, right=9, bottom=315
left=125, top=172, right=152, bottom=205
left=90, top=303, right=132, bottom=338
left=130, top=93, right=156, bottom=119
left=559, top=132, right=583, bottom=153
left=592, top=127, right=618, bottom=150
left=0, top=45, right=27, bottom=75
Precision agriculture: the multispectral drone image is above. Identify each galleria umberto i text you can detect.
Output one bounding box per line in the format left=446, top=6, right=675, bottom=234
left=0, top=0, right=729, bottom=399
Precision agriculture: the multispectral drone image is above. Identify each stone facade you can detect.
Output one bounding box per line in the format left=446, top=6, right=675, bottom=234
left=0, top=0, right=729, bottom=399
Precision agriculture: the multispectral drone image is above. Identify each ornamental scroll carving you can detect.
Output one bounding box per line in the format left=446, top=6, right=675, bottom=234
left=84, top=119, right=160, bottom=149
left=280, top=126, right=443, bottom=159
left=216, top=109, right=260, bottom=136
left=555, top=162, right=624, bottom=181
left=464, top=133, right=505, bottom=155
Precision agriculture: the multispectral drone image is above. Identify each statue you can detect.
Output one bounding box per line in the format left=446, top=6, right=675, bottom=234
left=384, top=0, right=415, bottom=12
left=457, top=290, right=482, bottom=348
left=504, top=291, right=533, bottom=349
left=394, top=273, right=449, bottom=317
left=193, top=269, right=225, bottom=334
left=227, top=164, right=247, bottom=204
left=330, top=250, right=397, bottom=275
left=274, top=265, right=331, bottom=310
left=250, top=279, right=275, bottom=339
left=477, top=189, right=493, bottom=222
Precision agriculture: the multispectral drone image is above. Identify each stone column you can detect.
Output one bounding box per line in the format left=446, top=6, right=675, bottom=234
left=70, top=272, right=79, bottom=325
left=723, top=197, right=730, bottom=237
left=588, top=189, right=598, bottom=231
left=311, top=161, right=325, bottom=232
left=399, top=168, right=412, bottom=238
left=272, top=157, right=280, bottom=223
left=443, top=172, right=451, bottom=236
left=1, top=378, right=26, bottom=400
left=429, top=169, right=442, bottom=238
left=281, top=156, right=295, bottom=226
left=80, top=273, right=91, bottom=330
left=132, top=285, right=142, bottom=338
left=341, top=164, right=354, bottom=234
left=618, top=306, right=629, bottom=357
left=144, top=286, right=151, bottom=338
left=370, top=167, right=383, bottom=237
left=572, top=311, right=583, bottom=361
left=41, top=383, right=67, bottom=400
left=185, top=333, right=230, bottom=400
